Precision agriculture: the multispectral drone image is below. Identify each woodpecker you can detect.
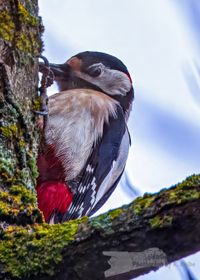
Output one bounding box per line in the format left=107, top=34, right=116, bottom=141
left=37, top=51, right=134, bottom=223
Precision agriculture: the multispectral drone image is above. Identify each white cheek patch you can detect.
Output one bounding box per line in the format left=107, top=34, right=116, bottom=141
left=77, top=63, right=132, bottom=96
left=99, top=68, right=132, bottom=96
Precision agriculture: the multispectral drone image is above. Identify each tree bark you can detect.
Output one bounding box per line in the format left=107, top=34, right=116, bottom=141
left=0, top=0, right=43, bottom=224
left=0, top=1, right=200, bottom=280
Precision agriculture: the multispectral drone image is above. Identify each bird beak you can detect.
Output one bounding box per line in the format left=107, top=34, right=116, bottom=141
left=48, top=63, right=72, bottom=79
left=39, top=62, right=72, bottom=80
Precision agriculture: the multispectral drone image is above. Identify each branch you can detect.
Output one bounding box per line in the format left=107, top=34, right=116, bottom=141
left=0, top=174, right=200, bottom=280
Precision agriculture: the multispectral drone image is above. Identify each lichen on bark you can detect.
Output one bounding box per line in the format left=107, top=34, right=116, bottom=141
left=0, top=217, right=88, bottom=278
left=0, top=0, right=43, bottom=226
left=0, top=0, right=43, bottom=55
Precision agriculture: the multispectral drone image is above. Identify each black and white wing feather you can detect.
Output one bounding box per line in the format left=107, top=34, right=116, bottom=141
left=62, top=106, right=130, bottom=221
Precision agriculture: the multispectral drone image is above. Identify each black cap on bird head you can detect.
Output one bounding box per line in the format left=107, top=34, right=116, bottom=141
left=40, top=51, right=134, bottom=113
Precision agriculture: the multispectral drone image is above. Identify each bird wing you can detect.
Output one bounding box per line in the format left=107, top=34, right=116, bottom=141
left=62, top=106, right=130, bottom=221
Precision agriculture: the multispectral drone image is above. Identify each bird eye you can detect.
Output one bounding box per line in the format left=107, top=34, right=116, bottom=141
left=86, top=66, right=102, bottom=77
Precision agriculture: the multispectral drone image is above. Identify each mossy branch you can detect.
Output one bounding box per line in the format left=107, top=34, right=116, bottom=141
left=0, top=174, right=200, bottom=280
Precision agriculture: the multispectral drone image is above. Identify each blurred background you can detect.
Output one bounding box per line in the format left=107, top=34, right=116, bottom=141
left=38, top=1, right=200, bottom=279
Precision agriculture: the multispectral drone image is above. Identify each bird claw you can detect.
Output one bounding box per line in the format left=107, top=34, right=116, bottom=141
left=33, top=110, right=49, bottom=116
left=36, top=55, right=53, bottom=129
left=39, top=62, right=55, bottom=87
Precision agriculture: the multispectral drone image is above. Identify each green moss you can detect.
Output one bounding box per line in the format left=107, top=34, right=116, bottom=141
left=18, top=3, right=39, bottom=26
left=149, top=214, right=173, bottom=229
left=0, top=124, right=38, bottom=187
left=133, top=194, right=155, bottom=215
left=27, top=157, right=39, bottom=182
left=0, top=158, right=15, bottom=180
left=9, top=185, right=36, bottom=204
left=16, top=168, right=34, bottom=189
left=173, top=174, right=200, bottom=189
left=132, top=174, right=200, bottom=216
left=0, top=124, right=18, bottom=138
left=168, top=188, right=200, bottom=204
left=0, top=200, right=18, bottom=217
left=0, top=148, right=16, bottom=181
left=166, top=174, right=200, bottom=205
left=33, top=97, right=42, bottom=111
left=19, top=139, right=26, bottom=148
left=15, top=30, right=41, bottom=54
left=109, top=208, right=123, bottom=219
left=0, top=90, right=39, bottom=191
left=0, top=4, right=41, bottom=55
left=15, top=32, right=32, bottom=53
left=90, top=208, right=124, bottom=234
left=0, top=100, right=19, bottom=123
left=0, top=217, right=88, bottom=278
left=0, top=10, right=15, bottom=41
left=0, top=185, right=42, bottom=224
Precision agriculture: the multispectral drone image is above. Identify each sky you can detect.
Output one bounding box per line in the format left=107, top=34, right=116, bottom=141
left=38, top=1, right=200, bottom=279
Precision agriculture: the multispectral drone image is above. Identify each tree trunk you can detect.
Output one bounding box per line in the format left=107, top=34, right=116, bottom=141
left=0, top=1, right=200, bottom=280
left=0, top=0, right=43, bottom=222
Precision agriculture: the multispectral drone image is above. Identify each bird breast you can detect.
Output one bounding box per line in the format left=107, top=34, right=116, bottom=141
left=45, top=88, right=119, bottom=181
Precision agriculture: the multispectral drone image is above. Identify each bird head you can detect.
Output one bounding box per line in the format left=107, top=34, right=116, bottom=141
left=41, top=51, right=134, bottom=114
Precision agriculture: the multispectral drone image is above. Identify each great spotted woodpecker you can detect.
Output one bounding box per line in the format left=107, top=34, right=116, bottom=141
left=37, top=51, right=134, bottom=223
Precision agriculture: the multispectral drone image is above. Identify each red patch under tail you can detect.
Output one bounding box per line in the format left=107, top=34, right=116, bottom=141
left=36, top=181, right=72, bottom=222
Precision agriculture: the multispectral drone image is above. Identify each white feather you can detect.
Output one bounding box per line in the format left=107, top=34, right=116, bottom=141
left=76, top=63, right=132, bottom=96
left=46, top=88, right=119, bottom=181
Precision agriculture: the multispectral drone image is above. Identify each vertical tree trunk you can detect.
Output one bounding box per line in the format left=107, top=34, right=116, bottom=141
left=0, top=0, right=43, bottom=225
